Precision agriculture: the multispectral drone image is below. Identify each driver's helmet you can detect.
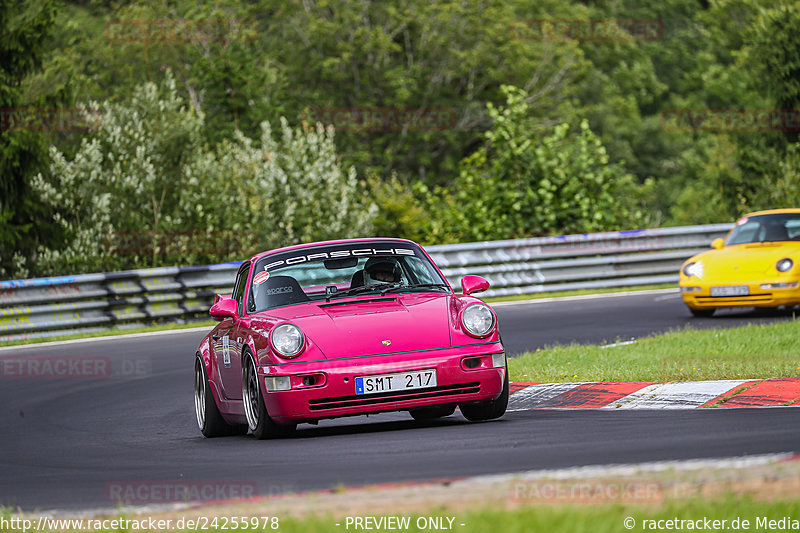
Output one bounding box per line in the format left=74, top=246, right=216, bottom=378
left=364, top=257, right=401, bottom=285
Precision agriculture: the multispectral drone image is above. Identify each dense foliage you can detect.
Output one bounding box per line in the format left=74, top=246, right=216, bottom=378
left=32, top=74, right=372, bottom=274
left=4, top=0, right=800, bottom=277
left=417, top=86, right=645, bottom=243
left=0, top=0, right=64, bottom=278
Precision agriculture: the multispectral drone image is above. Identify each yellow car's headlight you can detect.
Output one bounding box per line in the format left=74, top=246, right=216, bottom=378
left=682, top=261, right=703, bottom=278
left=776, top=258, right=794, bottom=273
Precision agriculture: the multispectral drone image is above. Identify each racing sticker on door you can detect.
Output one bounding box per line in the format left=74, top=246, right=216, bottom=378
left=222, top=336, right=231, bottom=368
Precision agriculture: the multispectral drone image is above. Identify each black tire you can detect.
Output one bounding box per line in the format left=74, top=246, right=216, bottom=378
left=195, top=357, right=247, bottom=437
left=409, top=405, right=456, bottom=421
left=460, top=367, right=509, bottom=422
left=689, top=307, right=715, bottom=318
left=242, top=352, right=297, bottom=440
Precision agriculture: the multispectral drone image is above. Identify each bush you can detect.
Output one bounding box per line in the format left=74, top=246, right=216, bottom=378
left=418, top=85, right=645, bottom=244
left=33, top=74, right=374, bottom=275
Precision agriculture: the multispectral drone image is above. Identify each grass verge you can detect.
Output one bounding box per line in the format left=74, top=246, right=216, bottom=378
left=203, top=499, right=799, bottom=533
left=285, top=499, right=798, bottom=533
left=508, top=319, right=800, bottom=383
left=5, top=500, right=798, bottom=533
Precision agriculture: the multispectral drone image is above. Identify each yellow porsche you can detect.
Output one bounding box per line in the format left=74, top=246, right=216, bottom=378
left=679, top=208, right=800, bottom=317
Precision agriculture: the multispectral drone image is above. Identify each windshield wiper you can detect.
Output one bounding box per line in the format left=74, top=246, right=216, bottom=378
left=380, top=283, right=449, bottom=296
left=325, top=284, right=385, bottom=302
left=325, top=282, right=449, bottom=302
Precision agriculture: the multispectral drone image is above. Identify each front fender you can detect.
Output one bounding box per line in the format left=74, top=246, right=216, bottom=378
left=198, top=335, right=214, bottom=377
left=243, top=335, right=260, bottom=363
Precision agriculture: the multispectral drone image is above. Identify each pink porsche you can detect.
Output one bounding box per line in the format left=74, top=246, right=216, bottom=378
left=194, top=238, right=508, bottom=439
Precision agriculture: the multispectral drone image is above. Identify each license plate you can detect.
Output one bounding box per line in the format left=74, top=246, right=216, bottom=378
left=355, top=369, right=437, bottom=395
left=710, top=285, right=749, bottom=297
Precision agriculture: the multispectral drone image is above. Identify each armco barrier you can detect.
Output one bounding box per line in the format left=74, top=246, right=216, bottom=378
left=0, top=224, right=732, bottom=342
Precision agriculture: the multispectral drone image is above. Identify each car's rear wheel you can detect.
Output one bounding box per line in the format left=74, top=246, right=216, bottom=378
left=409, top=405, right=456, bottom=421
left=195, top=357, right=247, bottom=437
left=242, top=353, right=296, bottom=440
left=460, top=368, right=509, bottom=422
left=689, top=307, right=715, bottom=317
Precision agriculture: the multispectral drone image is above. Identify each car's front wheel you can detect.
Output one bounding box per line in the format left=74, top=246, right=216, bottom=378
left=195, top=357, right=247, bottom=437
left=460, top=368, right=509, bottom=422
left=242, top=353, right=296, bottom=439
left=689, top=307, right=715, bottom=317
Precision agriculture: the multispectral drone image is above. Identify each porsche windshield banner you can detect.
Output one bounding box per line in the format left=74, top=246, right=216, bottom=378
left=261, top=246, right=417, bottom=271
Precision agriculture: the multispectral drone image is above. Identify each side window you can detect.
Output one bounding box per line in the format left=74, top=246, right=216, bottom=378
left=787, top=220, right=800, bottom=239
left=232, top=264, right=251, bottom=315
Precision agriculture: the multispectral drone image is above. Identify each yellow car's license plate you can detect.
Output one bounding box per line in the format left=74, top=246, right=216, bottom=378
left=710, top=285, right=749, bottom=297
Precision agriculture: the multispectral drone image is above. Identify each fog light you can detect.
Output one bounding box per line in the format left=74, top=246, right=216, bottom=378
left=294, top=373, right=325, bottom=388
left=463, top=357, right=481, bottom=369
left=492, top=352, right=506, bottom=368
left=760, top=282, right=798, bottom=290
left=680, top=286, right=701, bottom=293
left=264, top=376, right=291, bottom=392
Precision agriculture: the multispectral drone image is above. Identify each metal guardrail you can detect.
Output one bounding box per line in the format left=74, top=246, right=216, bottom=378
left=0, top=224, right=732, bottom=342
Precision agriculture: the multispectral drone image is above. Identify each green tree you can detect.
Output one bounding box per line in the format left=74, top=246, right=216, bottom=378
left=183, top=118, right=376, bottom=251
left=33, top=72, right=206, bottom=273
left=672, top=0, right=800, bottom=221
left=419, top=86, right=644, bottom=243
left=733, top=3, right=800, bottom=213
left=272, top=0, right=588, bottom=185
left=0, top=1, right=64, bottom=278
left=33, top=75, right=375, bottom=275
left=749, top=3, right=800, bottom=144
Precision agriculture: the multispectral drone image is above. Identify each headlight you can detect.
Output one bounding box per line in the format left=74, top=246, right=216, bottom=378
left=777, top=258, right=794, bottom=272
left=461, top=303, right=495, bottom=337
left=270, top=323, right=304, bottom=358
left=682, top=261, right=703, bottom=278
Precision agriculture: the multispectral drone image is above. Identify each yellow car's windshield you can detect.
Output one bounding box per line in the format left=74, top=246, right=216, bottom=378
left=726, top=213, right=800, bottom=245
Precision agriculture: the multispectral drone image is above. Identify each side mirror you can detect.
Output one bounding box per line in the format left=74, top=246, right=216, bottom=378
left=461, top=275, right=490, bottom=296
left=711, top=238, right=724, bottom=250
left=209, top=296, right=238, bottom=321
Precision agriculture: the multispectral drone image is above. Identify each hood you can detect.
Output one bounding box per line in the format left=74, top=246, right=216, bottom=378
left=689, top=243, right=800, bottom=279
left=261, top=293, right=452, bottom=358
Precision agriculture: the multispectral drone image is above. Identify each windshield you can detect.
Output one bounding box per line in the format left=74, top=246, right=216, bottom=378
left=246, top=242, right=449, bottom=312
left=726, top=213, right=800, bottom=246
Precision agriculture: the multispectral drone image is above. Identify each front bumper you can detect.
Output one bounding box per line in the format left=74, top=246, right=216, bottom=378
left=257, top=342, right=505, bottom=424
left=680, top=280, right=800, bottom=309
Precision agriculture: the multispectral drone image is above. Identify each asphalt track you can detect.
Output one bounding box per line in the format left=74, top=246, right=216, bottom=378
left=0, top=290, right=797, bottom=511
